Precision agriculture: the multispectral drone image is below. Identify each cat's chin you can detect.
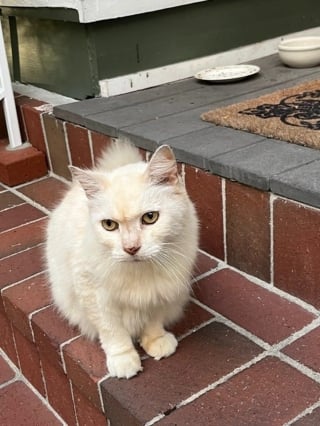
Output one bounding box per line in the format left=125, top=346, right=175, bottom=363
left=118, top=255, right=145, bottom=263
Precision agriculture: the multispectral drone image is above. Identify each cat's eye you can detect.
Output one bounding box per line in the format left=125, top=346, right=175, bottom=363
left=101, top=219, right=119, bottom=231
left=141, top=211, right=159, bottom=225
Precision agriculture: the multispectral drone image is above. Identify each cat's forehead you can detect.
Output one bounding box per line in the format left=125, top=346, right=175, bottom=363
left=108, top=166, right=146, bottom=196
left=104, top=168, right=157, bottom=221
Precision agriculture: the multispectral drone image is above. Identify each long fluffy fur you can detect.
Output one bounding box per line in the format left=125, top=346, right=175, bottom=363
left=46, top=141, right=198, bottom=379
left=97, top=139, right=143, bottom=171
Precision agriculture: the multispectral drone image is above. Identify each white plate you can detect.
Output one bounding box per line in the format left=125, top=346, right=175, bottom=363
left=194, top=65, right=260, bottom=82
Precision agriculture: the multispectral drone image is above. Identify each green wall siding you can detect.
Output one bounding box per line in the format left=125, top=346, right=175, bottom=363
left=15, top=17, right=96, bottom=98
left=93, top=0, right=320, bottom=80
left=2, top=0, right=320, bottom=99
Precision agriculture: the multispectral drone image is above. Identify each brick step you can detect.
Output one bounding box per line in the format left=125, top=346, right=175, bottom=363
left=0, top=140, right=47, bottom=186
left=2, top=178, right=320, bottom=425
left=0, top=96, right=50, bottom=186
left=0, top=349, right=64, bottom=425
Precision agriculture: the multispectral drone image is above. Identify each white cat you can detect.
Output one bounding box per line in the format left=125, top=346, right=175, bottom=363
left=46, top=141, right=198, bottom=379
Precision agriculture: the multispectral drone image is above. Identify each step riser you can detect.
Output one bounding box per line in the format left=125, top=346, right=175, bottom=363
left=0, top=310, right=108, bottom=425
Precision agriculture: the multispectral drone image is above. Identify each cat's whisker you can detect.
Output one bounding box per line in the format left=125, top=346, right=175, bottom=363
left=160, top=243, right=199, bottom=282
left=151, top=253, right=191, bottom=291
left=159, top=246, right=194, bottom=274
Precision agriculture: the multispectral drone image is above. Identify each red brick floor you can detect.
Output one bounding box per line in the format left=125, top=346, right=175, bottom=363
left=1, top=175, right=320, bottom=425
left=0, top=350, right=63, bottom=425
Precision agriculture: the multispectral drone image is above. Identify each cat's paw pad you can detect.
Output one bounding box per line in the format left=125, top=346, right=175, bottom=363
left=142, top=332, right=178, bottom=360
left=107, top=349, right=142, bottom=379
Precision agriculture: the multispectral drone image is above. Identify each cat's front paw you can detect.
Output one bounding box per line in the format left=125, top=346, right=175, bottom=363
left=107, top=349, right=142, bottom=379
left=142, top=332, right=178, bottom=360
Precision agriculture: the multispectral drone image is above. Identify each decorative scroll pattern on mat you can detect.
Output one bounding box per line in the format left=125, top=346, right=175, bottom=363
left=201, top=80, right=320, bottom=149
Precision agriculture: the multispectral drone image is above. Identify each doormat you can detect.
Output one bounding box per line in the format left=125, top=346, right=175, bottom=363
left=201, top=80, right=320, bottom=150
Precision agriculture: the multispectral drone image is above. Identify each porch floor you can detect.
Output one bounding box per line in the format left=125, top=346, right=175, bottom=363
left=2, top=176, right=320, bottom=425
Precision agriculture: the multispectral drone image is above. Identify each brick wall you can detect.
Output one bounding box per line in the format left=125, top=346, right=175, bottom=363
left=6, top=95, right=320, bottom=307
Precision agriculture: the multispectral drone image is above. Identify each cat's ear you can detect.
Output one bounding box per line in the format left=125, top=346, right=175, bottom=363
left=147, top=145, right=178, bottom=185
left=69, top=166, right=104, bottom=198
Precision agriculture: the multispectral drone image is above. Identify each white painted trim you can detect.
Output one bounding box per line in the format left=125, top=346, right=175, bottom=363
left=0, top=0, right=207, bottom=22
left=99, top=26, right=320, bottom=97
left=0, top=18, right=23, bottom=148
left=12, top=82, right=75, bottom=106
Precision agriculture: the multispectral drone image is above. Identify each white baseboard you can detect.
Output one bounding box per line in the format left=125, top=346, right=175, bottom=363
left=99, top=26, right=320, bottom=97
left=12, top=82, right=75, bottom=106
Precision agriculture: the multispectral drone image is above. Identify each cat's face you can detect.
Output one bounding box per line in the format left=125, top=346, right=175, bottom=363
left=91, top=167, right=188, bottom=263
left=71, top=146, right=190, bottom=263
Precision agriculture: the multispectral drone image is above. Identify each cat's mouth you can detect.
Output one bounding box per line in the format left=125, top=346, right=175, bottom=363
left=120, top=255, right=145, bottom=263
left=130, top=256, right=142, bottom=262
left=114, top=251, right=154, bottom=263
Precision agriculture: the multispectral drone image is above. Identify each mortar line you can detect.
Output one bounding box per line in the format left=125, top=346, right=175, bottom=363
left=10, top=174, right=49, bottom=190
left=270, top=193, right=275, bottom=285
left=88, top=130, right=95, bottom=166
left=0, top=184, right=51, bottom=215
left=40, top=112, right=54, bottom=172
left=0, top=348, right=68, bottom=425
left=1, top=270, right=47, bottom=295
left=177, top=317, right=217, bottom=342
left=199, top=254, right=319, bottom=316
left=0, top=215, right=47, bottom=235
left=0, top=242, right=45, bottom=261
left=0, top=374, right=18, bottom=390
left=59, top=334, right=82, bottom=374
left=182, top=351, right=268, bottom=408
left=191, top=297, right=271, bottom=350
left=63, top=121, right=73, bottom=167
left=191, top=296, right=320, bottom=356
left=48, top=170, right=72, bottom=186
left=271, top=316, right=320, bottom=352
left=285, top=399, right=320, bottom=425
left=234, top=266, right=320, bottom=316
left=69, top=377, right=80, bottom=426
left=0, top=201, right=27, bottom=213
left=28, top=303, right=53, bottom=342
left=276, top=351, right=320, bottom=384
left=97, top=373, right=112, bottom=413
left=144, top=413, right=165, bottom=426
left=145, top=351, right=268, bottom=425
left=191, top=265, right=222, bottom=284
left=221, top=178, right=227, bottom=262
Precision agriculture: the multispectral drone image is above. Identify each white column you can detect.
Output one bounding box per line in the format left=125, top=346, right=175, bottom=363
left=0, top=17, right=23, bottom=149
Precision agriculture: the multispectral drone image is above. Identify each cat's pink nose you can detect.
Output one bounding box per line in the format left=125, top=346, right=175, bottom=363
left=123, top=245, right=141, bottom=256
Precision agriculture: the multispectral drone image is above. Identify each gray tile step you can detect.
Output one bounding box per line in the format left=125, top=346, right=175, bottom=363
left=54, top=54, right=320, bottom=208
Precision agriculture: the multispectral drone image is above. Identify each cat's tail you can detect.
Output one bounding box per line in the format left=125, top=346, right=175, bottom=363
left=96, top=139, right=143, bottom=171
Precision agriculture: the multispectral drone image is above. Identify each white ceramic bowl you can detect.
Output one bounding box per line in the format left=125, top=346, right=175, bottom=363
left=278, top=36, right=320, bottom=68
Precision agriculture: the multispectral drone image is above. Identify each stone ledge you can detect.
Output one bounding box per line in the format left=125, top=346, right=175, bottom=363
left=270, top=160, right=320, bottom=208
left=53, top=54, right=320, bottom=209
